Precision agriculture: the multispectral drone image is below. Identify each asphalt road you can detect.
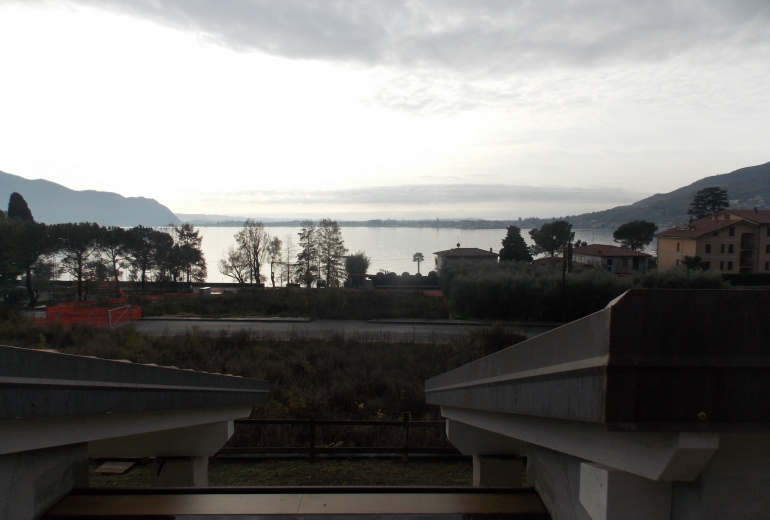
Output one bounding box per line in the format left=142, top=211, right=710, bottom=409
left=134, top=318, right=557, bottom=342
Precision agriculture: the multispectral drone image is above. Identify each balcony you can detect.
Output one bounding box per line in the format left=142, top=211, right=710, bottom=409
left=426, top=289, right=770, bottom=520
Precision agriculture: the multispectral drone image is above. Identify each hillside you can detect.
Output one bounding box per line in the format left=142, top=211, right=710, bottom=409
left=0, top=171, right=180, bottom=226
left=564, top=161, right=770, bottom=229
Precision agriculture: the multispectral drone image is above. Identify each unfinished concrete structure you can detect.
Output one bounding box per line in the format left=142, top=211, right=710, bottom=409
left=426, top=289, right=770, bottom=520
left=0, top=346, right=268, bottom=519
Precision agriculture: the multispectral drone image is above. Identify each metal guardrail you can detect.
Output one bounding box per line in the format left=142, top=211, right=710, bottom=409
left=219, top=414, right=460, bottom=461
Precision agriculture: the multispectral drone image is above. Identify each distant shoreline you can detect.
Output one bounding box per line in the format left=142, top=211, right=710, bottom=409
left=184, top=218, right=602, bottom=230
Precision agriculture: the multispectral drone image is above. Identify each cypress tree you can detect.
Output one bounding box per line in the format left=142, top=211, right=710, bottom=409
left=7, top=192, right=34, bottom=221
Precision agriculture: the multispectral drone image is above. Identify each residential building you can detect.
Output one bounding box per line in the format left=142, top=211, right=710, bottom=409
left=433, top=246, right=498, bottom=272
left=572, top=243, right=651, bottom=274
left=656, top=209, right=770, bottom=272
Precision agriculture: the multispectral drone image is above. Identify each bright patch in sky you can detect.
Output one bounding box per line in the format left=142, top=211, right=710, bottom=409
left=1, top=1, right=769, bottom=219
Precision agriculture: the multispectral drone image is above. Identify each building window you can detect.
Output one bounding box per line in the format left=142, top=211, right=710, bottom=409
left=720, top=244, right=725, bottom=253
left=766, top=244, right=770, bottom=254
left=728, top=244, right=734, bottom=254
left=766, top=261, right=770, bottom=271
left=676, top=243, right=680, bottom=252
left=705, top=244, right=711, bottom=254
left=720, top=261, right=724, bottom=270
left=729, top=227, right=735, bottom=236
left=727, top=261, right=733, bottom=270
left=767, top=227, right=770, bottom=237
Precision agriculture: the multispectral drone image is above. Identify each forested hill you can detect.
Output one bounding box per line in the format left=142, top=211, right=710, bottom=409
left=0, top=170, right=180, bottom=226
left=563, top=161, right=770, bottom=229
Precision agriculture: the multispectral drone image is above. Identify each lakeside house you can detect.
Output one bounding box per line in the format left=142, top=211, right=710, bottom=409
left=656, top=209, right=770, bottom=272
left=433, top=246, right=498, bottom=272
left=572, top=244, right=651, bottom=274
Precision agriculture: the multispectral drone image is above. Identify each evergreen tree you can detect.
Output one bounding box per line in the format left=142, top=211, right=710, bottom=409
left=499, top=226, right=533, bottom=262
left=318, top=218, right=348, bottom=287
left=7, top=192, right=34, bottom=221
left=51, top=222, right=102, bottom=301
left=613, top=220, right=658, bottom=251
left=346, top=251, right=371, bottom=288
left=1, top=219, right=53, bottom=306
left=688, top=187, right=729, bottom=219
left=124, top=225, right=168, bottom=292
left=528, top=220, right=574, bottom=257
left=172, top=223, right=207, bottom=284
left=295, top=220, right=318, bottom=288
left=99, top=226, right=130, bottom=297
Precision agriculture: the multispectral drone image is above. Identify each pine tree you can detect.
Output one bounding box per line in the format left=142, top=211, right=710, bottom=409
left=295, top=220, right=318, bottom=288
left=318, top=218, right=348, bottom=287
left=499, top=226, right=533, bottom=262
left=528, top=221, right=574, bottom=257
left=688, top=187, right=729, bottom=219
left=612, top=220, right=658, bottom=251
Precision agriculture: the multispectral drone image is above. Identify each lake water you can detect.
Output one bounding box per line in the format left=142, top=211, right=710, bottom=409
left=199, top=226, right=619, bottom=283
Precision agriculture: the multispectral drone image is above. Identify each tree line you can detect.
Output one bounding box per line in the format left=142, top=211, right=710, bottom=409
left=1, top=193, right=206, bottom=307
left=218, top=218, right=373, bottom=289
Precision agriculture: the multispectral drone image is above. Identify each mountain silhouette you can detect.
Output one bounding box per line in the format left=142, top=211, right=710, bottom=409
left=0, top=170, right=180, bottom=227
left=564, top=161, right=770, bottom=228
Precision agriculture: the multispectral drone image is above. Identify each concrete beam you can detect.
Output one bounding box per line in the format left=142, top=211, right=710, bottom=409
left=89, top=419, right=235, bottom=458
left=427, top=289, right=770, bottom=430
left=442, top=407, right=719, bottom=481
left=2, top=406, right=252, bottom=456
left=0, top=444, right=88, bottom=520
left=579, top=463, right=671, bottom=520
left=473, top=456, right=526, bottom=488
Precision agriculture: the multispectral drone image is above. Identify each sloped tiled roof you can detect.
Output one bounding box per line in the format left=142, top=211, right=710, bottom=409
left=656, top=209, right=770, bottom=239
left=573, top=244, right=651, bottom=258
left=434, top=247, right=498, bottom=257
left=720, top=209, right=770, bottom=224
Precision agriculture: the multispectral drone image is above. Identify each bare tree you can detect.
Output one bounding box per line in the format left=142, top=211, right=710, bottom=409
left=218, top=244, right=249, bottom=284
left=267, top=236, right=282, bottom=287
left=235, top=219, right=270, bottom=285
left=282, top=233, right=295, bottom=285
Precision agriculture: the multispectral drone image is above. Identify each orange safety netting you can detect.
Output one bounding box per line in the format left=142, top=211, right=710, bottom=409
left=46, top=301, right=142, bottom=327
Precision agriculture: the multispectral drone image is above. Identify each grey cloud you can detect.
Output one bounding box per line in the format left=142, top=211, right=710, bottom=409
left=61, top=0, right=770, bottom=74
left=221, top=183, right=645, bottom=207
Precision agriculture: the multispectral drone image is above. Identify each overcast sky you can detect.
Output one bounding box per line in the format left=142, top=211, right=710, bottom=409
left=1, top=0, right=768, bottom=220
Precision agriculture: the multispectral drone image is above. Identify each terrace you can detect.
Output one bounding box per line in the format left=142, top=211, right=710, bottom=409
left=3, top=288, right=769, bottom=518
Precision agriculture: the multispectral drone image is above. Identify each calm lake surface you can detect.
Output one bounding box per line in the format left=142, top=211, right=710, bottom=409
left=198, top=226, right=618, bottom=283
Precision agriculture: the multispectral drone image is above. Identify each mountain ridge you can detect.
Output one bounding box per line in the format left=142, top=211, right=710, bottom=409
left=562, top=161, right=770, bottom=228
left=0, top=170, right=180, bottom=227
left=3, top=161, right=768, bottom=229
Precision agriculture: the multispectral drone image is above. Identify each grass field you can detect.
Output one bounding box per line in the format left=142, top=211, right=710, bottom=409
left=90, top=457, right=473, bottom=488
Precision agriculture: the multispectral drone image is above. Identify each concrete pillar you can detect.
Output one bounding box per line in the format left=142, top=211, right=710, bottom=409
left=579, top=463, right=671, bottom=520
left=0, top=444, right=88, bottom=520
left=472, top=455, right=525, bottom=487
left=150, top=456, right=209, bottom=487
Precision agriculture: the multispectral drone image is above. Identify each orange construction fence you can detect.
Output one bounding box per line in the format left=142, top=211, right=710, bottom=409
left=46, top=301, right=142, bottom=328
